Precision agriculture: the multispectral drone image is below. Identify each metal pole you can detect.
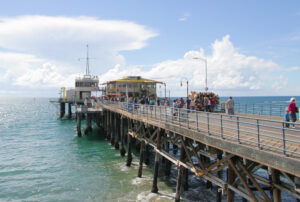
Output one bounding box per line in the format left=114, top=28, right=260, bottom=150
left=282, top=122, right=286, bottom=155
left=164, top=83, right=166, bottom=104
left=205, top=59, right=208, bottom=92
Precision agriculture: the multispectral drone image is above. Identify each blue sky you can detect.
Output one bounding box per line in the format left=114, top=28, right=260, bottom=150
left=0, top=0, right=299, bottom=97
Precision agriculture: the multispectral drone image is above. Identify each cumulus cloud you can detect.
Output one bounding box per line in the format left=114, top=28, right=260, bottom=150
left=0, top=15, right=157, bottom=90
left=100, top=35, right=281, bottom=96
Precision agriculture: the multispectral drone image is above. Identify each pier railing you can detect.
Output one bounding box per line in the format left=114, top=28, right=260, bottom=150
left=233, top=102, right=299, bottom=117
left=100, top=100, right=300, bottom=158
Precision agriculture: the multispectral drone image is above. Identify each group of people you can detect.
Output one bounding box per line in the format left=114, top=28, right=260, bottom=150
left=190, top=92, right=219, bottom=112
left=285, top=97, right=298, bottom=128
left=170, top=92, right=220, bottom=112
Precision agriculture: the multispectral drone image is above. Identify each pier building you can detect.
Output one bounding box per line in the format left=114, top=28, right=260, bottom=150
left=57, top=45, right=100, bottom=118
left=102, top=76, right=163, bottom=99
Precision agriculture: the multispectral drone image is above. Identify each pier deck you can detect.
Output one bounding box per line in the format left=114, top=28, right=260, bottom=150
left=75, top=100, right=300, bottom=201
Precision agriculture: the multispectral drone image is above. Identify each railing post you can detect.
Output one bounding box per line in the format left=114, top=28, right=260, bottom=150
left=160, top=105, right=162, bottom=121
left=221, top=114, right=223, bottom=139
left=178, top=108, right=181, bottom=127
left=187, top=109, right=189, bottom=129
left=165, top=106, right=167, bottom=122
left=196, top=111, right=199, bottom=131
left=171, top=107, right=174, bottom=123
left=279, top=106, right=282, bottom=117
left=207, top=112, right=210, bottom=135
left=257, top=119, right=261, bottom=149
left=237, top=117, right=240, bottom=143
left=282, top=122, right=286, bottom=156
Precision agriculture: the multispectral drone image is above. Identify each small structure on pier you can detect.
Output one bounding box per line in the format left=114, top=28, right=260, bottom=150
left=58, top=45, right=100, bottom=118
left=102, top=76, right=163, bottom=99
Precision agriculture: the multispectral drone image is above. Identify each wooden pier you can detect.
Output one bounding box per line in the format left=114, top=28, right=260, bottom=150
left=72, top=100, right=300, bottom=202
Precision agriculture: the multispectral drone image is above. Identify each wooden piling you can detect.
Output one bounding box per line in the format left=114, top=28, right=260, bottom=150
left=77, top=113, right=82, bottom=137
left=271, top=169, right=281, bottom=202
left=138, top=140, right=145, bottom=177
left=144, top=144, right=150, bottom=165
left=175, top=140, right=186, bottom=202
left=84, top=113, right=92, bottom=135
left=114, top=114, right=119, bottom=150
left=227, top=159, right=235, bottom=202
left=165, top=141, right=171, bottom=176
left=68, top=103, right=72, bottom=119
left=60, top=102, right=65, bottom=118
left=216, top=153, right=223, bottom=202
left=151, top=129, right=161, bottom=193
left=120, top=117, right=126, bottom=157
left=126, top=119, right=133, bottom=167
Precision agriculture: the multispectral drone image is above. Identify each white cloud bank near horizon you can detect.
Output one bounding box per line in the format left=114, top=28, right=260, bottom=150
left=100, top=35, right=298, bottom=96
left=0, top=15, right=299, bottom=97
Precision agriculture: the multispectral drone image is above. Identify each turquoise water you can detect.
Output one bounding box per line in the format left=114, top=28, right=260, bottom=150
left=0, top=97, right=297, bottom=201
left=0, top=98, right=216, bottom=201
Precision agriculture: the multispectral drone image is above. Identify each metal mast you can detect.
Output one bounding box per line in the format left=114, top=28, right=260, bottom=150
left=86, top=45, right=90, bottom=76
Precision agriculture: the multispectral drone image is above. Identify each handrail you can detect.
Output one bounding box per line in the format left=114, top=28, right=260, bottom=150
left=98, top=100, right=300, bottom=158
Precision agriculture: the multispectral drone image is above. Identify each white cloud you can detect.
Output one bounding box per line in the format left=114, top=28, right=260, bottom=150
left=178, top=12, right=190, bottom=21
left=100, top=35, right=282, bottom=96
left=0, top=15, right=157, bottom=91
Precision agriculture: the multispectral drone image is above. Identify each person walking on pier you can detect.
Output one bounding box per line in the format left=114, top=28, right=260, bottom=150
left=288, top=97, right=297, bottom=128
left=285, top=108, right=290, bottom=128
left=226, top=96, right=235, bottom=118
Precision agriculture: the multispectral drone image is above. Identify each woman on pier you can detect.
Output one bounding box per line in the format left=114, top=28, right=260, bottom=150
left=288, top=97, right=297, bottom=128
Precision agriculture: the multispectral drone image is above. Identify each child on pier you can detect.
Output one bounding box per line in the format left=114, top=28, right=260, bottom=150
left=285, top=108, right=290, bottom=128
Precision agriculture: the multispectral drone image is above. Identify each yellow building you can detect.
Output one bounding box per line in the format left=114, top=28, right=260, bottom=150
left=103, top=76, right=163, bottom=98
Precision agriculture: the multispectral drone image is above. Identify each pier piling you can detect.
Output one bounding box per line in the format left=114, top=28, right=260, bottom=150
left=126, top=119, right=133, bottom=167
left=151, top=129, right=161, bottom=193
left=175, top=140, right=186, bottom=202
left=120, top=117, right=126, bottom=157
left=68, top=103, right=72, bottom=119
left=138, top=140, right=145, bottom=177
left=76, top=113, right=82, bottom=137
left=60, top=102, right=65, bottom=118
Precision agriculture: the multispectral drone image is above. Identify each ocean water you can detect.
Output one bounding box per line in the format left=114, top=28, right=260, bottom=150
left=0, top=97, right=297, bottom=201
left=0, top=98, right=217, bottom=201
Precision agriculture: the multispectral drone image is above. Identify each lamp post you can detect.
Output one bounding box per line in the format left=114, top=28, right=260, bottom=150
left=163, top=82, right=167, bottom=104
left=193, top=57, right=208, bottom=92
left=180, top=78, right=189, bottom=108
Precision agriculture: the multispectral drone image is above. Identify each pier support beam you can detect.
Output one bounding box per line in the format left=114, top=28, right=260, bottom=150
left=144, top=144, right=150, bottom=165
left=77, top=113, right=82, bottom=137
left=114, top=115, right=119, bottom=150
left=68, top=103, right=72, bottom=119
left=60, top=102, right=65, bottom=118
left=216, top=153, right=223, bottom=202
left=175, top=140, right=186, bottom=202
left=138, top=140, right=145, bottom=178
left=120, top=117, right=126, bottom=157
left=151, top=129, right=161, bottom=193
left=165, top=141, right=171, bottom=176
left=227, top=159, right=235, bottom=202
left=271, top=169, right=281, bottom=202
left=84, top=113, right=92, bottom=135
left=126, top=120, right=133, bottom=167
